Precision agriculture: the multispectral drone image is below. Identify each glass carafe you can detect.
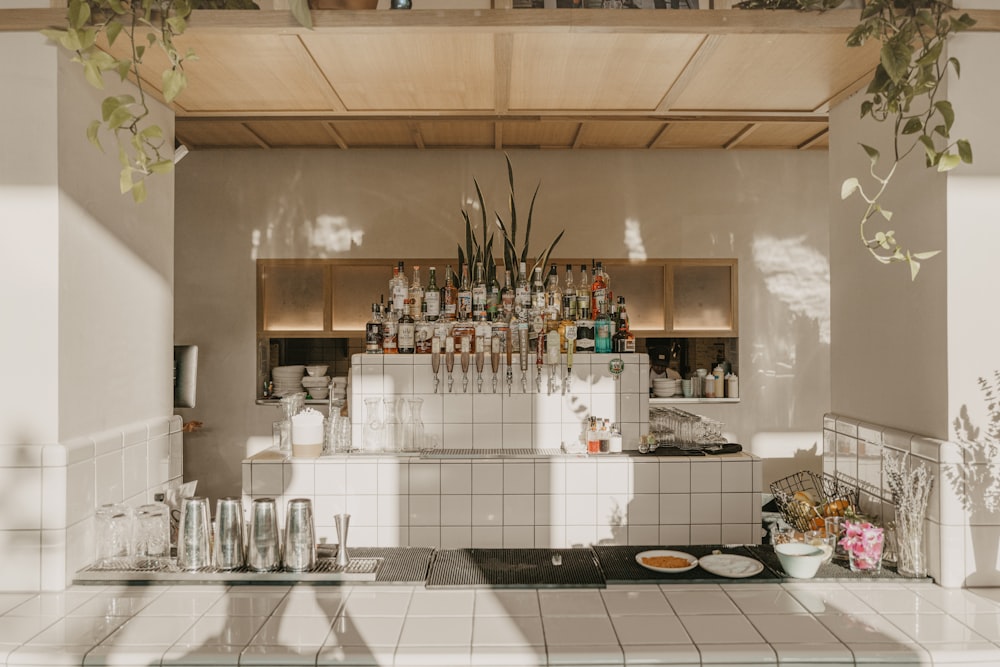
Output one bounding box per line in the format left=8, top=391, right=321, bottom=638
left=277, top=393, right=306, bottom=452
left=363, top=397, right=383, bottom=453
left=382, top=397, right=401, bottom=453
left=402, top=398, right=425, bottom=452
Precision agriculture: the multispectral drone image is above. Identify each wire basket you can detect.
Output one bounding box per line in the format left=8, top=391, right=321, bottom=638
left=770, top=471, right=860, bottom=532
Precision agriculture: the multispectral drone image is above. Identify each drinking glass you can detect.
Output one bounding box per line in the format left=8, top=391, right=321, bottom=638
left=132, top=502, right=170, bottom=570
left=95, top=503, right=134, bottom=567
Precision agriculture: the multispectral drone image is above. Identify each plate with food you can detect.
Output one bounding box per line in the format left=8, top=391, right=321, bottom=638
left=697, top=552, right=764, bottom=579
left=635, top=550, right=699, bottom=573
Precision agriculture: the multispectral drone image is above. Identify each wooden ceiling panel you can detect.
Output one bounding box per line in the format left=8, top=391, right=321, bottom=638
left=329, top=120, right=417, bottom=147
left=651, top=122, right=748, bottom=149
left=735, top=122, right=829, bottom=149
left=244, top=121, right=344, bottom=148
left=500, top=121, right=580, bottom=148
left=509, top=33, right=705, bottom=111
left=417, top=121, right=494, bottom=148
left=302, top=33, right=495, bottom=111
left=575, top=121, right=665, bottom=149
left=175, top=121, right=265, bottom=148
left=669, top=34, right=881, bottom=112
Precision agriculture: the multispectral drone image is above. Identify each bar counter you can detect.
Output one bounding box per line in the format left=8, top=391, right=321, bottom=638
left=1, top=580, right=997, bottom=666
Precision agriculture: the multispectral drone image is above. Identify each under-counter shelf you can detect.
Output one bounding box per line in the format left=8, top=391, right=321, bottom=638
left=649, top=397, right=739, bottom=405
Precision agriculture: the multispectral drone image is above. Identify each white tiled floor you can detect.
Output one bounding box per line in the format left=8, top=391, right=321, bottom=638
left=3, top=582, right=1000, bottom=665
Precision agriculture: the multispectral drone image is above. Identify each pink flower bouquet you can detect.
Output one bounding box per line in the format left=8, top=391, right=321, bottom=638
left=839, top=520, right=884, bottom=573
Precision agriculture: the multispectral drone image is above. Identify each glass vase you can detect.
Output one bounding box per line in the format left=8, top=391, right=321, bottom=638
left=895, top=514, right=927, bottom=578
left=401, top=398, right=425, bottom=452
left=363, top=397, right=382, bottom=453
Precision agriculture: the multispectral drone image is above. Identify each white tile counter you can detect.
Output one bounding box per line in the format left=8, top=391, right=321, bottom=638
left=2, top=582, right=1000, bottom=666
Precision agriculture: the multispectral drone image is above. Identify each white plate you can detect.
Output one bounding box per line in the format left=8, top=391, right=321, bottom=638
left=697, top=553, right=764, bottom=578
left=634, top=550, right=698, bottom=574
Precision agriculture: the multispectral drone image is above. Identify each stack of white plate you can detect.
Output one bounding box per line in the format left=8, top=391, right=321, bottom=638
left=271, top=365, right=305, bottom=396
left=301, top=374, right=330, bottom=400
left=329, top=376, right=348, bottom=401
left=652, top=378, right=679, bottom=397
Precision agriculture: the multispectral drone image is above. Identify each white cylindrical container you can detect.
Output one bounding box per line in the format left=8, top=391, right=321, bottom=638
left=291, top=408, right=325, bottom=458
left=727, top=374, right=739, bottom=399
left=704, top=375, right=715, bottom=398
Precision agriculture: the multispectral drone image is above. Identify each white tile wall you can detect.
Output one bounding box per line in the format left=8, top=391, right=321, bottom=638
left=0, top=415, right=184, bottom=592
left=244, top=451, right=761, bottom=550
left=351, top=353, right=649, bottom=451
left=825, top=412, right=998, bottom=588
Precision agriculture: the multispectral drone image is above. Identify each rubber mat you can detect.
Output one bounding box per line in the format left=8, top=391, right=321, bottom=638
left=426, top=548, right=605, bottom=588
left=593, top=544, right=780, bottom=584
left=328, top=546, right=434, bottom=584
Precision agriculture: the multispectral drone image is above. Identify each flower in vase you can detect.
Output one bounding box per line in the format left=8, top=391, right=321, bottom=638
left=839, top=520, right=884, bottom=570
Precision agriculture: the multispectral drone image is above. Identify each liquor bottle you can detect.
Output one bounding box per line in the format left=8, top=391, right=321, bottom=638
left=398, top=299, right=416, bottom=354
left=365, top=302, right=383, bottom=354
left=415, top=301, right=434, bottom=354
left=487, top=269, right=500, bottom=320
left=575, top=306, right=595, bottom=353
left=594, top=307, right=612, bottom=353
left=442, top=264, right=458, bottom=321
left=591, top=260, right=608, bottom=319
left=424, top=266, right=440, bottom=321
left=576, top=264, right=590, bottom=320
left=612, top=296, right=635, bottom=353
left=602, top=262, right=613, bottom=308
left=382, top=307, right=398, bottom=354
left=409, top=265, right=423, bottom=319
left=472, top=261, right=487, bottom=320
left=562, top=263, right=576, bottom=321
left=545, top=264, right=561, bottom=320
left=457, top=263, right=472, bottom=321
left=514, top=261, right=530, bottom=321
left=391, top=261, right=407, bottom=316
left=500, top=268, right=515, bottom=320
left=530, top=266, right=545, bottom=313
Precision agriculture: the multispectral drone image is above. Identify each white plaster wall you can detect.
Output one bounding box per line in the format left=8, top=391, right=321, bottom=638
left=828, top=94, right=949, bottom=439
left=175, top=149, right=831, bottom=503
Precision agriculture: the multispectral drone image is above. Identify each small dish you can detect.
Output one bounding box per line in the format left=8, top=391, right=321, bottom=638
left=635, top=549, right=698, bottom=573
left=698, top=553, right=764, bottom=578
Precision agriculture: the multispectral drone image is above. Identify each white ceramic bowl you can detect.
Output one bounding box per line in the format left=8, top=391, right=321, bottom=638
left=775, top=542, right=825, bottom=579
left=309, top=387, right=329, bottom=399
left=305, top=365, right=329, bottom=377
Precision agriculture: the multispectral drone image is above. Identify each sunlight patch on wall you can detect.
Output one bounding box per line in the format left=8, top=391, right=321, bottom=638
left=310, top=215, right=364, bottom=254
left=624, top=218, right=647, bottom=261
left=752, top=235, right=831, bottom=344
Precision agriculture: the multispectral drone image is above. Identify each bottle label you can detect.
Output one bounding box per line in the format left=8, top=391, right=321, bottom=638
left=366, top=322, right=382, bottom=353
left=415, top=323, right=434, bottom=353
left=382, top=320, right=397, bottom=352
left=398, top=323, right=415, bottom=351
left=458, top=292, right=472, bottom=319
left=392, top=285, right=407, bottom=313
left=424, top=291, right=440, bottom=318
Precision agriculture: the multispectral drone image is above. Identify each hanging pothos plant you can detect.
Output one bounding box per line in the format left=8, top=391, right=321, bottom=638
left=737, top=0, right=977, bottom=279
left=42, top=0, right=311, bottom=203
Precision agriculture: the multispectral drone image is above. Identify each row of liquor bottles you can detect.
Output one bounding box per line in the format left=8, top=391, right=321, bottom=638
left=365, top=260, right=636, bottom=356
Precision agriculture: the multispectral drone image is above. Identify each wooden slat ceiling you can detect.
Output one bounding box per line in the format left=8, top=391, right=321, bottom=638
left=70, top=7, right=947, bottom=151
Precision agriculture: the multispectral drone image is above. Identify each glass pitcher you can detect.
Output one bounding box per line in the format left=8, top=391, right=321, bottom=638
left=363, top=397, right=383, bottom=453
left=402, top=397, right=425, bottom=452
left=382, top=397, right=401, bottom=452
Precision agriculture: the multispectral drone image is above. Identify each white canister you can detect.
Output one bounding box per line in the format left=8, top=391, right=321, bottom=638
left=727, top=374, right=739, bottom=399
left=703, top=375, right=715, bottom=398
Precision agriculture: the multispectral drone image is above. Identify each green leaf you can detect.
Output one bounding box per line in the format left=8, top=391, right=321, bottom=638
left=902, top=117, right=922, bottom=135
left=875, top=231, right=890, bottom=250
left=107, top=105, right=133, bottom=130
left=915, top=40, right=943, bottom=68
left=909, top=257, right=921, bottom=281
left=131, top=179, right=147, bottom=203
left=289, top=0, right=313, bottom=29
left=841, top=177, right=860, bottom=200
left=138, top=124, right=163, bottom=140
left=83, top=61, right=103, bottom=88
left=934, top=100, right=955, bottom=132
left=68, top=0, right=91, bottom=31
left=879, top=207, right=892, bottom=222
left=86, top=119, right=102, bottom=151
left=948, top=57, right=961, bottom=78
left=912, top=251, right=941, bottom=261
left=106, top=20, right=123, bottom=46
left=161, top=68, right=187, bottom=103
left=149, top=159, right=174, bottom=175
left=166, top=16, right=187, bottom=34
left=918, top=135, right=937, bottom=162
left=937, top=153, right=961, bottom=172
left=63, top=28, right=83, bottom=51
left=135, top=45, right=145, bottom=61
left=120, top=166, right=133, bottom=194
left=116, top=59, right=132, bottom=81
left=861, top=143, right=879, bottom=166
left=880, top=38, right=913, bottom=85
left=107, top=0, right=126, bottom=14
left=958, top=139, right=973, bottom=164
left=39, top=28, right=67, bottom=45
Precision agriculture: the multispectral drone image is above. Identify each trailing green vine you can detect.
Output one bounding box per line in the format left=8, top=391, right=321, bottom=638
left=738, top=0, right=976, bottom=279
left=43, top=0, right=310, bottom=203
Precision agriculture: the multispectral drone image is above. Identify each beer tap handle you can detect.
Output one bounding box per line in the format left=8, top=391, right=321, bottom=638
left=564, top=325, right=577, bottom=394
left=460, top=335, right=471, bottom=393
left=506, top=327, right=514, bottom=396
left=476, top=347, right=485, bottom=393
left=535, top=327, right=544, bottom=394
left=518, top=325, right=528, bottom=394
left=491, top=336, right=501, bottom=394
left=445, top=336, right=455, bottom=393
left=431, top=337, right=441, bottom=394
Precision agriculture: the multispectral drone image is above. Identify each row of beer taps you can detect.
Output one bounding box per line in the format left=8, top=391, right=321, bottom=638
left=430, top=323, right=578, bottom=395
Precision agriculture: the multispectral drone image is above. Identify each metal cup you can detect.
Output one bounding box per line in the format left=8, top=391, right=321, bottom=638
left=177, top=497, right=212, bottom=570
left=247, top=497, right=281, bottom=572
left=213, top=497, right=246, bottom=570
left=334, top=513, right=351, bottom=569
left=283, top=498, right=316, bottom=572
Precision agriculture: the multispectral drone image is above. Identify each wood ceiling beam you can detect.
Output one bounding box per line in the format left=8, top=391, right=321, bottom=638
left=723, top=123, right=758, bottom=150
left=571, top=122, right=585, bottom=149
left=293, top=35, right=348, bottom=113
left=494, top=32, right=513, bottom=115
left=322, top=122, right=349, bottom=149
left=241, top=123, right=271, bottom=149
left=494, top=122, right=503, bottom=150
left=656, top=34, right=722, bottom=114
left=647, top=123, right=671, bottom=149
left=798, top=128, right=828, bottom=150
left=410, top=124, right=425, bottom=149
left=176, top=109, right=828, bottom=122
left=813, top=67, right=875, bottom=114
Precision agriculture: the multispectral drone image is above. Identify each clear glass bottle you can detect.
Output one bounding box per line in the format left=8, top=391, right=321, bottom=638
left=530, top=266, right=546, bottom=313
left=365, top=302, right=383, bottom=354
left=594, top=307, right=612, bottom=353
left=514, top=261, right=530, bottom=322
left=442, top=264, right=458, bottom=321
left=408, top=265, right=423, bottom=319
left=402, top=398, right=425, bottom=452
left=575, top=306, right=595, bottom=354
left=576, top=264, right=590, bottom=319
left=546, top=263, right=561, bottom=320
left=415, top=300, right=433, bottom=354
left=398, top=299, right=415, bottom=354
left=562, top=263, right=576, bottom=321
left=382, top=306, right=398, bottom=354
left=457, top=263, right=472, bottom=321
left=591, top=260, right=608, bottom=318
left=472, top=261, right=487, bottom=320
left=613, top=295, right=635, bottom=353
left=391, top=261, right=407, bottom=316
left=500, top=268, right=515, bottom=320
left=424, top=266, right=440, bottom=321
left=487, top=269, right=501, bottom=321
